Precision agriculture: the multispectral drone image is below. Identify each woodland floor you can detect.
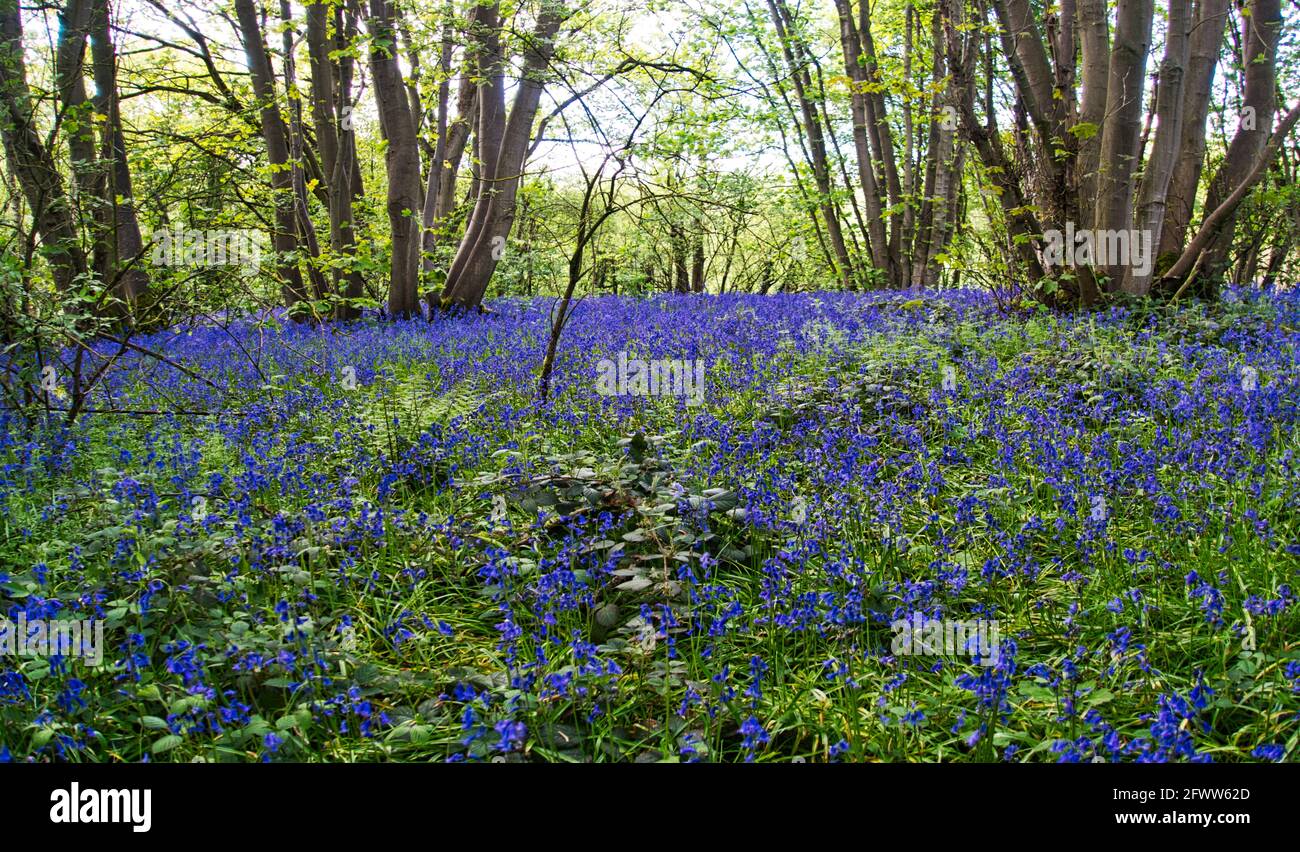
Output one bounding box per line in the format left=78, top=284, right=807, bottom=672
left=2, top=289, right=1299, bottom=762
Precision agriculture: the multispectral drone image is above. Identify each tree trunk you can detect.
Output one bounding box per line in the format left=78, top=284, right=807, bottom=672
left=367, top=0, right=422, bottom=319
left=992, top=0, right=1067, bottom=217
left=439, top=1, right=565, bottom=310
left=671, top=218, right=688, bottom=293
left=421, top=4, right=480, bottom=314
left=1092, top=0, right=1154, bottom=287
left=306, top=0, right=366, bottom=320
left=901, top=3, right=915, bottom=268
left=234, top=0, right=309, bottom=315
left=90, top=0, right=150, bottom=309
left=921, top=2, right=969, bottom=288
left=1159, top=0, right=1232, bottom=260
left=940, top=0, right=1046, bottom=283
left=1124, top=0, right=1190, bottom=295
left=1164, top=99, right=1300, bottom=286
left=1194, top=0, right=1282, bottom=297
left=690, top=223, right=706, bottom=293
left=766, top=0, right=854, bottom=290
left=909, top=7, right=943, bottom=286
left=278, top=0, right=328, bottom=304
left=0, top=0, right=88, bottom=294
left=1075, top=0, right=1109, bottom=227
left=856, top=2, right=904, bottom=285
left=55, top=0, right=106, bottom=283
left=833, top=0, right=889, bottom=279
left=419, top=4, right=454, bottom=292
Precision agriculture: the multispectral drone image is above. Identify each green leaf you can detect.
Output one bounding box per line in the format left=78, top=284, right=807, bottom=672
left=1068, top=121, right=1099, bottom=139
left=151, top=734, right=183, bottom=754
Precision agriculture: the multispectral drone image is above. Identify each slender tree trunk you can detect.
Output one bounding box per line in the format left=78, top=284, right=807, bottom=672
left=1160, top=0, right=1232, bottom=260
left=833, top=0, right=889, bottom=279
left=1093, top=0, right=1154, bottom=288
left=434, top=82, right=477, bottom=230
left=1076, top=0, right=1109, bottom=227
left=439, top=2, right=565, bottom=310
left=367, top=0, right=422, bottom=318
left=992, top=0, right=1067, bottom=218
left=910, top=8, right=943, bottom=286
left=90, top=0, right=149, bottom=309
left=924, top=78, right=969, bottom=287
left=338, top=4, right=366, bottom=209
left=422, top=3, right=481, bottom=313
left=690, top=222, right=706, bottom=293
left=397, top=8, right=426, bottom=172
left=420, top=3, right=454, bottom=294
left=901, top=3, right=916, bottom=271
left=1, top=0, right=88, bottom=295
left=856, top=2, right=904, bottom=285
left=1195, top=0, right=1282, bottom=297
left=767, top=0, right=854, bottom=289
left=940, top=0, right=1046, bottom=283
left=1124, top=0, right=1190, bottom=294
left=1260, top=222, right=1292, bottom=288
left=1164, top=99, right=1300, bottom=286
left=671, top=217, right=688, bottom=293
left=921, top=4, right=969, bottom=288
left=278, top=0, right=328, bottom=303
left=55, top=0, right=106, bottom=282
left=307, top=0, right=366, bottom=319
left=234, top=0, right=309, bottom=315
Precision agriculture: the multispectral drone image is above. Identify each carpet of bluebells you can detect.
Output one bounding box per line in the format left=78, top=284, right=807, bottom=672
left=2, top=289, right=1299, bottom=762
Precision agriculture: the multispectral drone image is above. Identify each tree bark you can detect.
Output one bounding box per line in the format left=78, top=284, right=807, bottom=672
left=367, top=0, right=422, bottom=318
left=1159, top=0, right=1232, bottom=260
left=234, top=0, right=309, bottom=315
left=55, top=0, right=106, bottom=282
left=833, top=0, right=889, bottom=280
left=690, top=222, right=706, bottom=293
left=1194, top=0, right=1282, bottom=296
left=439, top=1, right=566, bottom=310
left=855, top=2, right=904, bottom=286
left=0, top=0, right=88, bottom=294
left=306, top=0, right=366, bottom=319
left=1164, top=99, right=1300, bottom=286
left=278, top=0, right=328, bottom=304
left=1075, top=0, right=1109, bottom=226
left=767, top=0, right=854, bottom=289
left=1124, top=0, right=1191, bottom=295
left=940, top=0, right=1046, bottom=283
left=90, top=0, right=150, bottom=308
left=421, top=2, right=481, bottom=313
left=1092, top=0, right=1154, bottom=287
left=921, top=2, right=970, bottom=288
